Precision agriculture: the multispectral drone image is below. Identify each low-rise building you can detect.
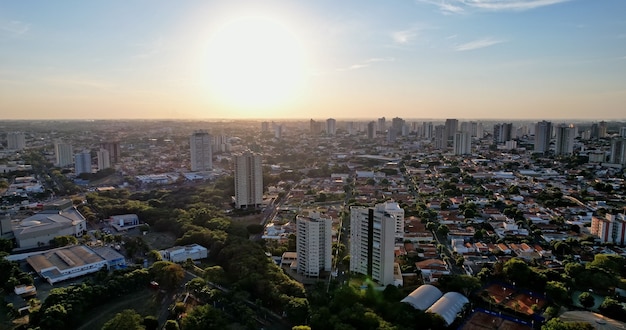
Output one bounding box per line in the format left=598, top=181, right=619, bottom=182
left=159, top=244, right=208, bottom=263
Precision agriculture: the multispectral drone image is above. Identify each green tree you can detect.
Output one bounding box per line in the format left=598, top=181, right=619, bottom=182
left=503, top=258, right=531, bottom=286
left=102, top=309, right=144, bottom=330
left=181, top=304, right=228, bottom=330
left=541, top=318, right=593, bottom=330
left=545, top=281, right=569, bottom=304
left=598, top=297, right=626, bottom=321
left=143, top=315, right=159, bottom=330
left=164, top=319, right=180, bottom=330
left=578, top=292, right=595, bottom=309
left=149, top=261, right=185, bottom=291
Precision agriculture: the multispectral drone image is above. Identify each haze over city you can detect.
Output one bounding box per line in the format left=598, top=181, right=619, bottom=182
left=1, top=0, right=625, bottom=120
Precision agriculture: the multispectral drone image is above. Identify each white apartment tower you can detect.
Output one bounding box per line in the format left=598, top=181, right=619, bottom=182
left=234, top=151, right=263, bottom=209
left=55, top=142, right=74, bottom=167
left=434, top=125, right=446, bottom=149
left=296, top=212, right=333, bottom=277
left=350, top=205, right=396, bottom=286
left=591, top=214, right=626, bottom=245
left=534, top=121, right=552, bottom=154
left=190, top=130, right=212, bottom=171
left=74, top=151, right=91, bottom=175
left=375, top=201, right=405, bottom=240
left=97, top=149, right=111, bottom=170
left=453, top=131, right=472, bottom=155
left=7, top=132, right=26, bottom=150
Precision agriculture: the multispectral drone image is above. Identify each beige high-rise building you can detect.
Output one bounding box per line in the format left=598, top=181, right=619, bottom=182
left=234, top=151, right=263, bottom=209
left=7, top=132, right=26, bottom=150
left=296, top=211, right=333, bottom=277
left=350, top=205, right=396, bottom=286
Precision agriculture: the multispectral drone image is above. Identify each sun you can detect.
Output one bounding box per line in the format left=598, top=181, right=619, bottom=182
left=204, top=15, right=307, bottom=113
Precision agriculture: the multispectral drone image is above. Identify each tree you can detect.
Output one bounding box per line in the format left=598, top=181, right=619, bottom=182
left=143, top=315, right=159, bottom=330
left=149, top=261, right=185, bottom=291
left=102, top=309, right=144, bottom=330
left=541, top=318, right=593, bottom=330
left=164, top=319, right=180, bottom=330
left=578, top=292, right=595, bottom=309
left=599, top=297, right=626, bottom=321
left=437, top=275, right=480, bottom=296
left=503, top=258, right=531, bottom=286
left=181, top=304, right=228, bottom=330
left=545, top=281, right=569, bottom=304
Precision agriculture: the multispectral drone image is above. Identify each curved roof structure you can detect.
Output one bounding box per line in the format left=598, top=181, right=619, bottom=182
left=426, top=292, right=469, bottom=326
left=559, top=311, right=626, bottom=330
left=401, top=284, right=443, bottom=310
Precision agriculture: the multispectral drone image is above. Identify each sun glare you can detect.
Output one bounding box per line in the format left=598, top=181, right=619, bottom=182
left=204, top=16, right=307, bottom=113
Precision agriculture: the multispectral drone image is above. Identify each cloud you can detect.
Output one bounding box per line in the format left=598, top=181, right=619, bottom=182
left=392, top=29, right=418, bottom=44
left=416, top=0, right=571, bottom=13
left=454, top=38, right=504, bottom=51
left=0, top=19, right=30, bottom=36
left=337, top=57, right=395, bottom=71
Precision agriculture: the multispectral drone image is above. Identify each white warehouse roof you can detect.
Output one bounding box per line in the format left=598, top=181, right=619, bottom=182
left=426, top=292, right=469, bottom=326
left=400, top=284, right=442, bottom=311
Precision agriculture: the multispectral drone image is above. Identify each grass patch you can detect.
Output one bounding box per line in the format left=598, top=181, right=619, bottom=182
left=76, top=289, right=159, bottom=330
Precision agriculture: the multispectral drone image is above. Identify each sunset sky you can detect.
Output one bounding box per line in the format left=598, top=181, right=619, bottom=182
left=1, top=0, right=625, bottom=120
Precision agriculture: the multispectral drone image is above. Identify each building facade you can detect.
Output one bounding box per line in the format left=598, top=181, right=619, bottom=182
left=591, top=214, right=626, bottom=245
left=453, top=131, right=471, bottom=155
left=7, top=132, right=26, bottom=150
left=190, top=130, right=212, bottom=171
left=555, top=124, right=576, bottom=156
left=296, top=212, right=332, bottom=277
left=234, top=151, right=263, bottom=209
left=74, top=151, right=91, bottom=175
left=534, top=121, right=552, bottom=154
left=55, top=142, right=73, bottom=167
left=350, top=205, right=396, bottom=286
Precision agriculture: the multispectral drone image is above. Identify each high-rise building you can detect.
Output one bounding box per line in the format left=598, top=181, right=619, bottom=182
left=377, top=117, right=386, bottom=133
left=599, top=121, right=607, bottom=138
left=100, top=142, right=121, bottom=164
left=261, top=121, right=270, bottom=132
left=591, top=213, right=626, bottom=245
left=326, top=118, right=337, bottom=136
left=310, top=119, right=322, bottom=135
left=534, top=121, right=552, bottom=154
left=444, top=119, right=459, bottom=142
left=7, top=132, right=26, bottom=150
left=190, top=130, right=212, bottom=171
left=471, top=121, right=483, bottom=138
left=375, top=201, right=405, bottom=240
left=423, top=122, right=433, bottom=139
left=274, top=124, right=283, bottom=139
left=453, top=131, right=471, bottom=155
left=434, top=125, right=446, bottom=149
left=367, top=121, right=376, bottom=139
left=234, top=151, right=263, bottom=209
left=74, top=151, right=91, bottom=175
left=350, top=205, right=396, bottom=286
left=493, top=123, right=513, bottom=144
left=391, top=117, right=405, bottom=137
left=55, top=142, right=73, bottom=167
left=619, top=127, right=626, bottom=138
left=555, top=124, right=576, bottom=156
left=610, top=137, right=626, bottom=165
left=296, top=211, right=333, bottom=277
left=97, top=149, right=111, bottom=170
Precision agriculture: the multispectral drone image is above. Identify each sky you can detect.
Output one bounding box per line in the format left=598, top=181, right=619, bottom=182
left=1, top=0, right=625, bottom=121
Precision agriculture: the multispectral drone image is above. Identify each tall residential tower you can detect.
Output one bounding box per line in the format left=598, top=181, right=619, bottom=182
left=234, top=151, right=263, bottom=209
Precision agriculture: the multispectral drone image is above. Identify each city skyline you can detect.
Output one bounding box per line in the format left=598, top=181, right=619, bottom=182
left=1, top=1, right=625, bottom=120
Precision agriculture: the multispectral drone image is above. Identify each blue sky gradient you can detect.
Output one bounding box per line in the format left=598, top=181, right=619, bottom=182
left=1, top=0, right=625, bottom=120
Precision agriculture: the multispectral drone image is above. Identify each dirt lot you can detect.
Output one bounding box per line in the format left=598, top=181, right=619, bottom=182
left=462, top=311, right=532, bottom=330
left=140, top=231, right=178, bottom=250
left=505, top=293, right=546, bottom=316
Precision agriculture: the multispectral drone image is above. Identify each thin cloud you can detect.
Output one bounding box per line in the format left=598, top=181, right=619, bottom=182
left=0, top=19, right=30, bottom=36
left=454, top=38, right=504, bottom=51
left=337, top=57, right=395, bottom=71
left=462, top=0, right=572, bottom=11
left=416, top=0, right=571, bottom=13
